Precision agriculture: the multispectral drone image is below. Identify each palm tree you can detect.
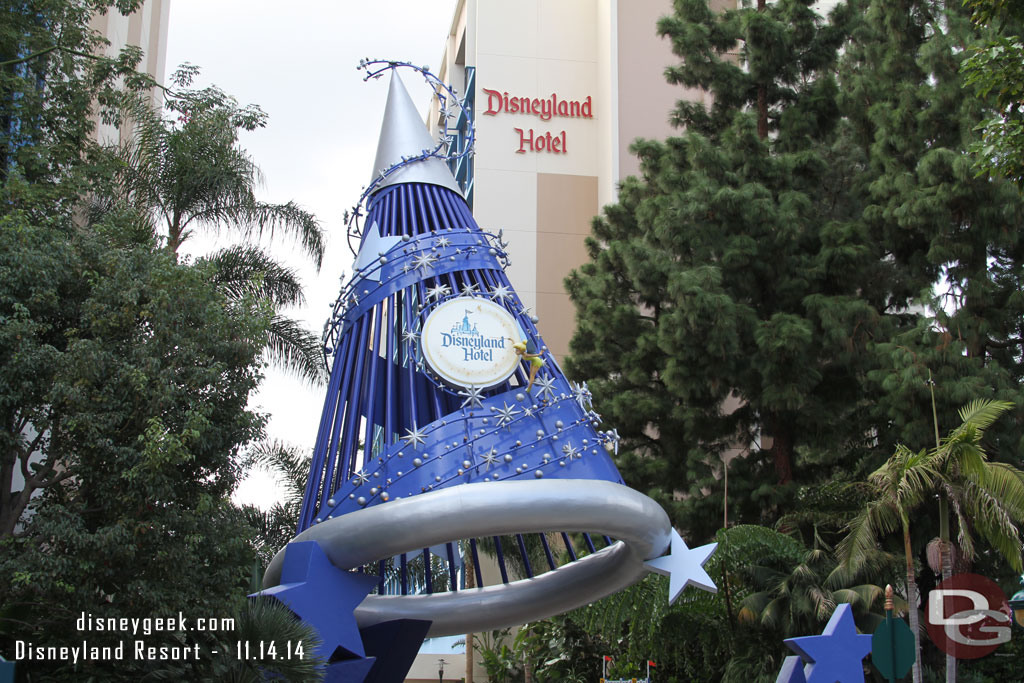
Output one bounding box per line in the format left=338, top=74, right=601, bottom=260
left=838, top=443, right=938, bottom=683
left=103, top=71, right=327, bottom=383
left=928, top=398, right=1024, bottom=683
left=239, top=440, right=311, bottom=568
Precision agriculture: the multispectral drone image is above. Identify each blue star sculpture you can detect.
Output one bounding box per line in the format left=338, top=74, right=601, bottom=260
left=257, top=541, right=377, bottom=661
left=643, top=528, right=717, bottom=604
left=784, top=603, right=872, bottom=683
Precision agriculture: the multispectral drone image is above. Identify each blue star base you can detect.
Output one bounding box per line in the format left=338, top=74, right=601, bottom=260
left=325, top=657, right=377, bottom=683
left=783, top=603, right=872, bottom=683
left=359, top=619, right=432, bottom=683
left=255, top=541, right=377, bottom=662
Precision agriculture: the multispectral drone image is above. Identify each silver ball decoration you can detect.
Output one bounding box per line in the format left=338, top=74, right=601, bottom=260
left=327, top=498, right=336, bottom=507
left=413, top=458, right=423, bottom=467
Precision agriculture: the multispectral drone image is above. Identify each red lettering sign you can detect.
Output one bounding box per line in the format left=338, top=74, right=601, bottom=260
left=514, top=129, right=567, bottom=155
left=484, top=87, right=588, bottom=154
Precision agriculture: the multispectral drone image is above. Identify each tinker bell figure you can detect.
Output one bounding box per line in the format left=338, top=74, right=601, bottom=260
left=512, top=340, right=545, bottom=392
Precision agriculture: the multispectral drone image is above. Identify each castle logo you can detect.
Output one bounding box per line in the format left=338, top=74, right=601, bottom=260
left=421, top=298, right=521, bottom=389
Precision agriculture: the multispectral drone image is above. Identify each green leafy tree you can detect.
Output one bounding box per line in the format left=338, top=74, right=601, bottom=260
left=963, top=0, right=1024, bottom=185
left=0, top=215, right=268, bottom=680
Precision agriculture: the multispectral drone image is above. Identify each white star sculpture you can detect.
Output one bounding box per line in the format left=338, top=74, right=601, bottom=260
left=605, top=428, right=621, bottom=455
left=533, top=374, right=557, bottom=402
left=425, top=283, right=451, bottom=302
left=401, top=329, right=420, bottom=351
left=459, top=282, right=480, bottom=296
left=401, top=425, right=427, bottom=450
left=561, top=442, right=581, bottom=460
left=411, top=252, right=438, bottom=272
left=644, top=528, right=718, bottom=604
left=458, top=385, right=484, bottom=409
left=435, top=236, right=451, bottom=248
left=489, top=285, right=513, bottom=303
left=352, top=469, right=370, bottom=486
left=494, top=402, right=520, bottom=428
left=481, top=448, right=500, bottom=470
left=571, top=381, right=593, bottom=410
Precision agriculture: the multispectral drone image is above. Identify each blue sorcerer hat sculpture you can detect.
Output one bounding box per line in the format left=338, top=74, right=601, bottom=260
left=256, top=61, right=718, bottom=681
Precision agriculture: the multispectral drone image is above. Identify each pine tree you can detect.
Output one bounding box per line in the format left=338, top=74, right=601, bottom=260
left=566, top=0, right=900, bottom=538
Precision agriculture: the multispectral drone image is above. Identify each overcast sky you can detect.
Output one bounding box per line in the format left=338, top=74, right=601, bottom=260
left=165, top=1, right=458, bottom=507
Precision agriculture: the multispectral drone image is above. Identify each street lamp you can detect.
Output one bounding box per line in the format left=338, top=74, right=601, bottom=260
left=1008, top=576, right=1024, bottom=628
left=438, top=657, right=446, bottom=683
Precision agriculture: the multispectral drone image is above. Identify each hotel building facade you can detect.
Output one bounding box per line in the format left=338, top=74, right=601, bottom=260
left=429, top=0, right=732, bottom=363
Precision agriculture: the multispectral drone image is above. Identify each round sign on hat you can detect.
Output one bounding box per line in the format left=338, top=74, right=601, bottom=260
left=925, top=573, right=1011, bottom=659
left=420, top=297, right=522, bottom=389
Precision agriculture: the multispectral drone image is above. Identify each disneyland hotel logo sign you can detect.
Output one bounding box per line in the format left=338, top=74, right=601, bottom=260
left=440, top=313, right=506, bottom=362
left=482, top=88, right=593, bottom=155
left=422, top=299, right=521, bottom=389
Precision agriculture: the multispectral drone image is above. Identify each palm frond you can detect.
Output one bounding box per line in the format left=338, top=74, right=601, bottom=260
left=956, top=399, right=1014, bottom=432
left=203, top=245, right=305, bottom=307
left=249, top=440, right=312, bottom=507
left=266, top=314, right=329, bottom=385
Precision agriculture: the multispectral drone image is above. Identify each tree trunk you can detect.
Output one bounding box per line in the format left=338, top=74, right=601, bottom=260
left=904, top=525, right=923, bottom=683
left=756, top=0, right=768, bottom=139
left=939, top=500, right=956, bottom=683
left=767, top=415, right=793, bottom=484
left=465, top=551, right=475, bottom=683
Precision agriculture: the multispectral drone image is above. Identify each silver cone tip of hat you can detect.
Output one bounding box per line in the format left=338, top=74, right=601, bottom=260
left=369, top=70, right=463, bottom=197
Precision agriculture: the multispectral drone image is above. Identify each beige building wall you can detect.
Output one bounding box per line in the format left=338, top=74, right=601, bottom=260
left=89, top=0, right=171, bottom=144
left=433, top=0, right=698, bottom=362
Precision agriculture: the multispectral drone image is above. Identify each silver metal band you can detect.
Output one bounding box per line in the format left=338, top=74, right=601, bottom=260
left=263, top=479, right=671, bottom=637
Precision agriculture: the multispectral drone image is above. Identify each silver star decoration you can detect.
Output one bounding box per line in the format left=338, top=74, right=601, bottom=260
left=454, top=248, right=463, bottom=255
left=494, top=402, right=520, bottom=428
left=401, top=327, right=419, bottom=346
left=644, top=528, right=718, bottom=603
left=459, top=282, right=480, bottom=296
left=435, top=236, right=451, bottom=248
left=533, top=374, right=557, bottom=401
left=458, top=385, right=484, bottom=409
left=587, top=409, right=602, bottom=424
left=496, top=229, right=510, bottom=249
left=561, top=442, right=582, bottom=460
left=481, top=448, right=500, bottom=470
left=347, top=293, right=360, bottom=307
left=490, top=285, right=513, bottom=303
left=425, top=283, right=451, bottom=301
left=352, top=470, right=370, bottom=485
left=572, top=381, right=593, bottom=409
left=523, top=406, right=534, bottom=418
left=402, top=262, right=413, bottom=273
left=401, top=425, right=427, bottom=450
left=412, top=252, right=438, bottom=272
left=605, top=428, right=621, bottom=455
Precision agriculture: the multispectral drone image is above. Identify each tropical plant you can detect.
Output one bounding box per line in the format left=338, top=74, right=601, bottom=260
left=103, top=67, right=327, bottom=383
left=838, top=444, right=940, bottom=683
left=928, top=398, right=1024, bottom=683
left=142, top=597, right=325, bottom=682
left=239, top=440, right=312, bottom=569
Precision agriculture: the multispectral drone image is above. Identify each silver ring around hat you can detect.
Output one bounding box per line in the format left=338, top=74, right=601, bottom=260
left=263, top=479, right=671, bottom=637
